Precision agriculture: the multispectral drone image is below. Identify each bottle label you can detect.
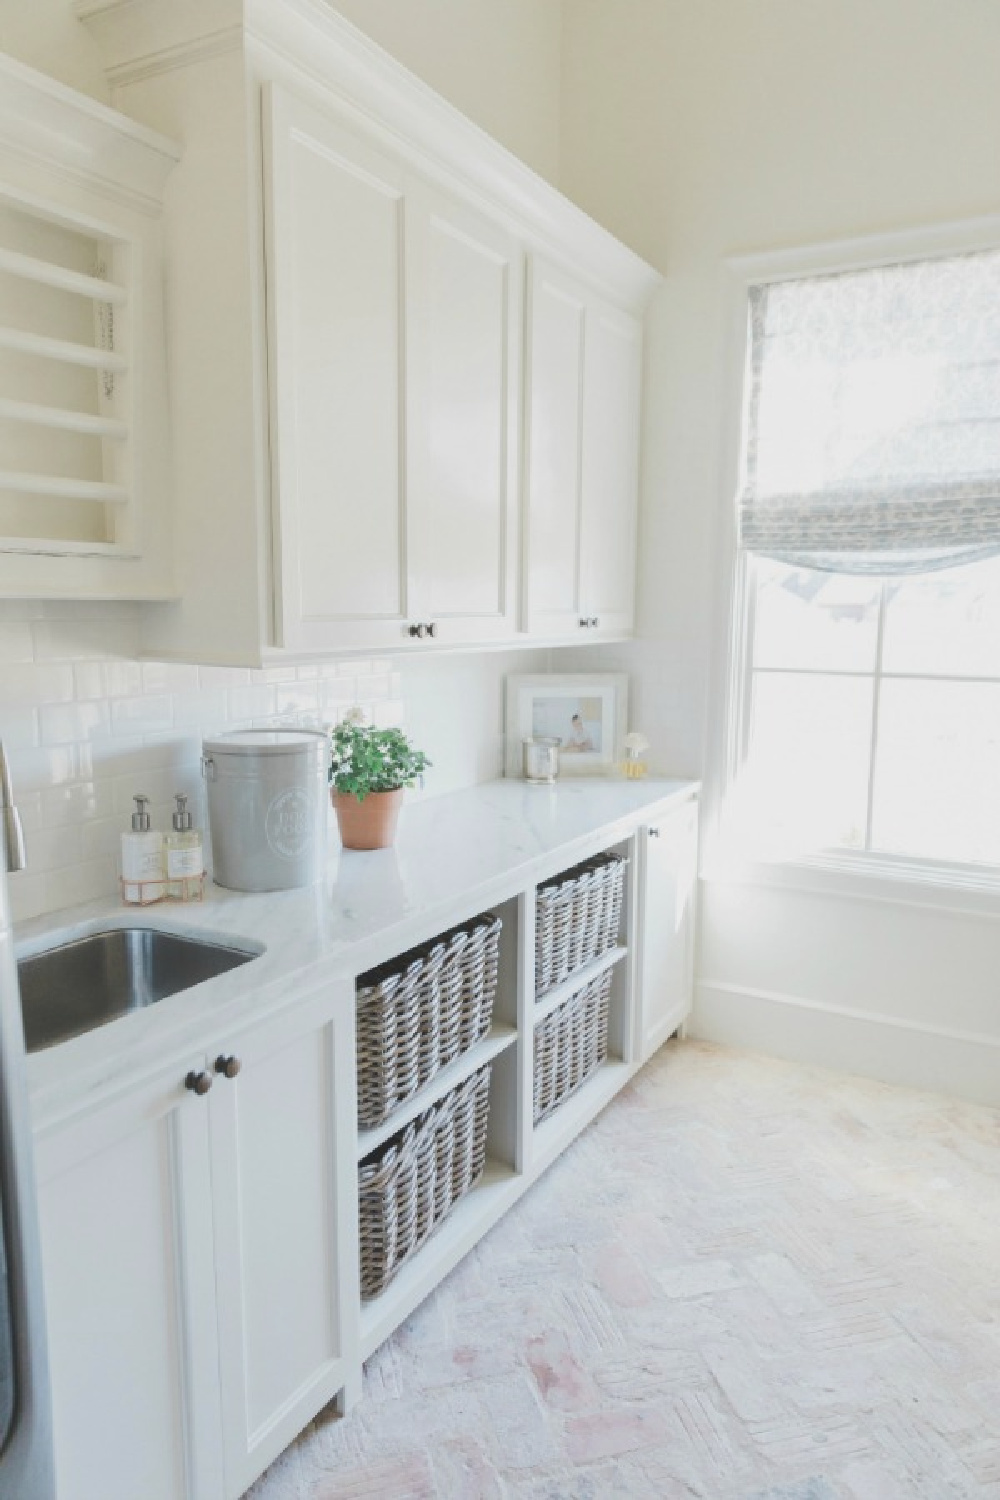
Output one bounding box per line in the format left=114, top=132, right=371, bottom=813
left=167, top=845, right=203, bottom=878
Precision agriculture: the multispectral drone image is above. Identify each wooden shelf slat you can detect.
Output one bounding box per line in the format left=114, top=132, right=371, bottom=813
left=0, top=246, right=128, bottom=303
left=0, top=325, right=128, bottom=373
left=0, top=397, right=127, bottom=440
left=0, top=471, right=128, bottom=504
left=532, top=945, right=628, bottom=1026
left=356, top=1024, right=517, bottom=1161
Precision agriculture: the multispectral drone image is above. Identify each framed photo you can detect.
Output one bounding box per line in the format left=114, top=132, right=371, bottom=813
left=504, top=674, right=628, bottom=778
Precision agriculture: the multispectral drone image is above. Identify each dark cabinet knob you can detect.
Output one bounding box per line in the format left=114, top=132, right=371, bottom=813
left=426, top=622, right=438, bottom=638
left=184, top=1070, right=213, bottom=1095
left=590, top=616, right=600, bottom=628
left=408, top=623, right=428, bottom=639
left=579, top=617, right=589, bottom=629
left=215, top=1054, right=241, bottom=1080
left=648, top=827, right=661, bottom=839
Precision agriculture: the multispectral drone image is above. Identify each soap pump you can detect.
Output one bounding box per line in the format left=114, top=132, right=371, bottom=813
left=165, top=793, right=204, bottom=900
left=121, top=794, right=164, bottom=904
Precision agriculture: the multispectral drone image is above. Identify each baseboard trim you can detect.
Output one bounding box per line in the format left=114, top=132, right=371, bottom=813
left=692, top=980, right=1000, bottom=1106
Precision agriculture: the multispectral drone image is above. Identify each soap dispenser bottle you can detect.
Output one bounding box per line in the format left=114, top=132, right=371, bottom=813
left=165, top=792, right=203, bottom=900
left=121, top=794, right=164, bottom=904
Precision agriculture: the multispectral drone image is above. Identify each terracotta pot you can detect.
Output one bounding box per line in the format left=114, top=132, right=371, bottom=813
left=331, top=787, right=404, bottom=850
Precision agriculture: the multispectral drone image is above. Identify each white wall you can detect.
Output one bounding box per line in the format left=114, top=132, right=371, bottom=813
left=329, top=0, right=563, bottom=185
left=559, top=0, right=1000, bottom=1103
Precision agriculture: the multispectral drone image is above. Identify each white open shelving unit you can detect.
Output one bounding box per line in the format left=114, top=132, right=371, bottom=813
left=352, top=838, right=640, bottom=1361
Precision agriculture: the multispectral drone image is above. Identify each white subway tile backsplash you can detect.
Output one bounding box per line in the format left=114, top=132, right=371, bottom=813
left=39, top=780, right=115, bottom=827
left=198, top=665, right=251, bottom=688
left=0, top=707, right=39, bottom=748
left=141, top=662, right=201, bottom=695
left=39, top=701, right=111, bottom=746
left=0, top=664, right=75, bottom=704
left=0, top=603, right=423, bottom=920
left=226, top=686, right=275, bottom=722
left=0, top=622, right=36, bottom=664
left=25, top=824, right=83, bottom=873
left=73, top=661, right=143, bottom=700
left=112, top=695, right=175, bottom=736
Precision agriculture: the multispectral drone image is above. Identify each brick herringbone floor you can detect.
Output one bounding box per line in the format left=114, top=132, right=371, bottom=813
left=250, top=1040, right=1000, bottom=1499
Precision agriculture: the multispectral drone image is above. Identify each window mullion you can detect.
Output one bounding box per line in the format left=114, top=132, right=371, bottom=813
left=865, top=579, right=888, bottom=852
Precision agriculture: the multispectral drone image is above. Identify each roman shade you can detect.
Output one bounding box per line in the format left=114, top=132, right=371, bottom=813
left=738, top=249, right=1000, bottom=574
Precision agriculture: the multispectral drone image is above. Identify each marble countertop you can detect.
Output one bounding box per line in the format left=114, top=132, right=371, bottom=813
left=19, top=777, right=698, bottom=1129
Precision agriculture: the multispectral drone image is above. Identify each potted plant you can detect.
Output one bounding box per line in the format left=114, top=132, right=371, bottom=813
left=328, top=712, right=430, bottom=850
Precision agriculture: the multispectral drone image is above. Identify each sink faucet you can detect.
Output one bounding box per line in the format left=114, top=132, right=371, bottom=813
left=0, top=740, right=26, bottom=873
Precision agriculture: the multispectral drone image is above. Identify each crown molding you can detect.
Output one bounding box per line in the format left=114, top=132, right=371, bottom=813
left=0, top=50, right=180, bottom=211
left=76, top=0, right=663, bottom=307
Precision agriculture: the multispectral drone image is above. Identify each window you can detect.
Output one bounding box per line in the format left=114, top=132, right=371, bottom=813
left=729, top=247, right=1000, bottom=875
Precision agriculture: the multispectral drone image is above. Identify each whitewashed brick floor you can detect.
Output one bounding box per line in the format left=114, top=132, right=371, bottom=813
left=249, top=1040, right=1000, bottom=1499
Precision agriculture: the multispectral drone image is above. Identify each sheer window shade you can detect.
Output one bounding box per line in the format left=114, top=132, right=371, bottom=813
left=738, top=250, right=1000, bottom=575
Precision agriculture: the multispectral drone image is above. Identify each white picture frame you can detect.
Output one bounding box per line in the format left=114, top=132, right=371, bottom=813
left=504, top=674, right=629, bottom=778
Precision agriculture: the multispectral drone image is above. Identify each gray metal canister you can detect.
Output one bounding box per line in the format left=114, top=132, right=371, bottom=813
left=201, top=729, right=328, bottom=891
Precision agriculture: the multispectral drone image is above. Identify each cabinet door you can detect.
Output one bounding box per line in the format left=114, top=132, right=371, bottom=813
left=638, top=799, right=698, bottom=1061
left=406, top=181, right=520, bottom=644
left=524, top=258, right=642, bottom=641
left=209, top=981, right=359, bottom=1498
left=579, top=298, right=641, bottom=638
left=523, top=256, right=586, bottom=638
left=35, top=1062, right=223, bottom=1500
left=264, top=85, right=410, bottom=652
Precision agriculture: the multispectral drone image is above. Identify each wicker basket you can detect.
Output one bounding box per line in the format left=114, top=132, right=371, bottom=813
left=535, top=852, right=625, bottom=998
left=356, top=913, right=501, bottom=1128
left=358, top=1062, right=492, bottom=1300
left=533, top=969, right=612, bottom=1124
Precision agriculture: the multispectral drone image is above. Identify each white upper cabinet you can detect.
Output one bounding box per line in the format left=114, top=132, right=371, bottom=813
left=264, top=90, right=409, bottom=653
left=405, top=180, right=520, bottom=645
left=77, top=0, right=660, bottom=663
left=264, top=88, right=520, bottom=653
left=524, top=257, right=642, bottom=642
left=0, top=54, right=178, bottom=601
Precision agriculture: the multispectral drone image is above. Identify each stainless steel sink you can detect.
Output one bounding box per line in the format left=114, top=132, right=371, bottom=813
left=17, top=927, right=259, bottom=1053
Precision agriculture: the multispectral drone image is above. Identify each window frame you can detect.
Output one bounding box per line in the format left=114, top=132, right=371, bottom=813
left=706, top=215, right=1000, bottom=912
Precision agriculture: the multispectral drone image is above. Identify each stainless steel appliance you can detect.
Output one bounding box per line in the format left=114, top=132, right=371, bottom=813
left=202, top=728, right=329, bottom=891
left=0, top=744, right=55, bottom=1499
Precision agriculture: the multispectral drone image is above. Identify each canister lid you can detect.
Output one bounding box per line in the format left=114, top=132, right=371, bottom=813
left=202, top=728, right=328, bottom=757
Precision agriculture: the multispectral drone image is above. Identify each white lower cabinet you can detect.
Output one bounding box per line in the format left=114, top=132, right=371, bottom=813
left=35, top=977, right=356, bottom=1500
left=637, top=796, right=699, bottom=1060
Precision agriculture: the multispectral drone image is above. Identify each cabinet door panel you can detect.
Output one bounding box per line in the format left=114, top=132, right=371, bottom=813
left=265, top=86, right=408, bottom=650
left=639, top=801, right=698, bottom=1060
left=36, top=1071, right=222, bottom=1500
left=580, top=302, right=641, bottom=636
left=407, top=186, right=519, bottom=640
left=211, top=983, right=357, bottom=1497
left=524, top=258, right=585, bottom=635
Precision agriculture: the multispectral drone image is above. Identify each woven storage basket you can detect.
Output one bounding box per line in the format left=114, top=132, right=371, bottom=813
left=533, top=969, right=612, bottom=1124
left=535, top=852, right=625, bottom=998
left=358, top=1062, right=492, bottom=1300
left=356, top=913, right=501, bottom=1129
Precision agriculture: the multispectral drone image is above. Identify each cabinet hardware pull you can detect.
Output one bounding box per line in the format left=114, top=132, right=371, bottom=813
left=648, top=827, right=660, bottom=838
left=408, top=623, right=428, bottom=639
left=184, top=1070, right=213, bottom=1095
left=590, top=616, right=600, bottom=628
left=579, top=617, right=589, bottom=628
left=215, top=1055, right=241, bottom=1079
left=426, top=622, right=438, bottom=638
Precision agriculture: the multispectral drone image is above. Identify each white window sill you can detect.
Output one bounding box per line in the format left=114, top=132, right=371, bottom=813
left=701, top=848, right=1000, bottom=919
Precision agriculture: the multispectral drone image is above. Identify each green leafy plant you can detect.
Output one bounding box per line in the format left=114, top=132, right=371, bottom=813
left=328, top=715, right=430, bottom=802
